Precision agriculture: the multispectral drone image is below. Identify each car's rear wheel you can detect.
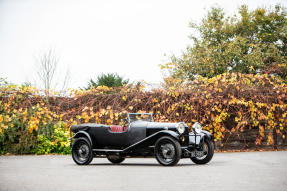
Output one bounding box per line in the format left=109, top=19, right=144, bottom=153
left=107, top=155, right=125, bottom=164
left=154, top=136, right=181, bottom=166
left=190, top=138, right=214, bottom=164
left=72, top=137, right=93, bottom=165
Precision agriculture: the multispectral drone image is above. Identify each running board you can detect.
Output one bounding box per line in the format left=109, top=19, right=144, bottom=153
left=92, top=149, right=123, bottom=152
left=93, top=146, right=189, bottom=153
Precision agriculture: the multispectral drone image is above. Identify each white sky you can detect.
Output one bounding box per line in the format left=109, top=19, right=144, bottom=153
left=0, top=0, right=286, bottom=89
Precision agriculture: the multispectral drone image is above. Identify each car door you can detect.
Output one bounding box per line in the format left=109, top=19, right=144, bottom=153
left=90, top=121, right=147, bottom=149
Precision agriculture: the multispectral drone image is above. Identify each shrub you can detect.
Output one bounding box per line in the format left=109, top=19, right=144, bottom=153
left=37, top=122, right=71, bottom=154
left=86, top=73, right=129, bottom=89
left=0, top=72, right=286, bottom=154
left=0, top=86, right=72, bottom=154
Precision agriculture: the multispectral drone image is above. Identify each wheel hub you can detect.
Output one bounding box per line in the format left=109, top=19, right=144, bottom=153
left=78, top=145, right=89, bottom=159
left=161, top=144, right=175, bottom=159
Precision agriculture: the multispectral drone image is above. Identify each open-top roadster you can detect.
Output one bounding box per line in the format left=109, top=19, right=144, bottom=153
left=70, top=113, right=214, bottom=166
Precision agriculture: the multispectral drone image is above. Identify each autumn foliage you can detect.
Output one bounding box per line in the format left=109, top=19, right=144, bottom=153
left=0, top=72, right=287, bottom=154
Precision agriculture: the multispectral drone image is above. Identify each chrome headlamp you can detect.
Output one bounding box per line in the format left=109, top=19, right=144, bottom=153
left=176, top=122, right=185, bottom=134
left=192, top=122, right=202, bottom=134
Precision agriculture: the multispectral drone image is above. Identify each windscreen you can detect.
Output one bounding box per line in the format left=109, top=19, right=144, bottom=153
left=128, top=113, right=153, bottom=123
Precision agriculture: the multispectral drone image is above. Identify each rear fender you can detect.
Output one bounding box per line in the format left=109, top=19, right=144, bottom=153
left=71, top=131, right=93, bottom=147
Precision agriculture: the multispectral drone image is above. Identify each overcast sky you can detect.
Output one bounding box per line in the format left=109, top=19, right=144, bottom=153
left=1, top=0, right=286, bottom=89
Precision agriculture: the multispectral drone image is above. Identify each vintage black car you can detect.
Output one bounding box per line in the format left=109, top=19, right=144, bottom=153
left=70, top=113, right=214, bottom=166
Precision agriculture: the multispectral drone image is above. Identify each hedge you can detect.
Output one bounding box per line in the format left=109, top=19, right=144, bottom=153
left=0, top=72, right=286, bottom=154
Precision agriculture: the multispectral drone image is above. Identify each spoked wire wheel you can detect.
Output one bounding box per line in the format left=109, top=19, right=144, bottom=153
left=196, top=141, right=209, bottom=160
left=191, top=138, right=214, bottom=164
left=72, top=137, right=93, bottom=165
left=154, top=136, right=181, bottom=166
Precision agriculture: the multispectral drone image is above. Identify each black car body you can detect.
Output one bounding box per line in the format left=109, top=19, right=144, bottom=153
left=70, top=113, right=214, bottom=166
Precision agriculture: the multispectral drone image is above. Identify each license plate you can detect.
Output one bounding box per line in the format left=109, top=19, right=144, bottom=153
left=190, top=151, right=204, bottom=158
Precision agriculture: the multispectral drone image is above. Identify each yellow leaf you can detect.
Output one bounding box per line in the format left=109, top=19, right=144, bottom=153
left=106, top=119, right=112, bottom=125
left=110, top=111, right=114, bottom=119
left=175, top=91, right=179, bottom=97
left=249, top=65, right=255, bottom=71
left=267, top=132, right=274, bottom=145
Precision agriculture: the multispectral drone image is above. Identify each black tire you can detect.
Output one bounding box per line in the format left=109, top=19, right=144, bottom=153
left=191, top=138, right=214, bottom=164
left=107, top=155, right=125, bottom=164
left=72, top=137, right=93, bottom=165
left=154, top=136, right=181, bottom=166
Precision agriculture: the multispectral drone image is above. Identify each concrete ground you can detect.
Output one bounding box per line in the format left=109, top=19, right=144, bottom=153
left=0, top=151, right=287, bottom=191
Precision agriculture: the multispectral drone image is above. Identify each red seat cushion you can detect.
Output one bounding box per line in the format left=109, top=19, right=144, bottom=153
left=110, top=125, right=123, bottom=132
left=110, top=125, right=129, bottom=132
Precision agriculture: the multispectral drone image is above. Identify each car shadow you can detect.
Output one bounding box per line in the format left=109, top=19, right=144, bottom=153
left=88, top=162, right=196, bottom=167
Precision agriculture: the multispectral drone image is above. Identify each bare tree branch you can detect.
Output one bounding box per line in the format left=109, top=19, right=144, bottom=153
left=35, top=49, right=58, bottom=96
left=60, top=68, right=71, bottom=94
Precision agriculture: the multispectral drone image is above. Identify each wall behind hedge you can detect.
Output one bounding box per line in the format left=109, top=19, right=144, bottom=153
left=0, top=72, right=286, bottom=154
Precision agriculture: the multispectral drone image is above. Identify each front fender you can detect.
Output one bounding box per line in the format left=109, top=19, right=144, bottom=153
left=70, top=131, right=93, bottom=147
left=154, top=130, right=180, bottom=140
left=189, top=130, right=213, bottom=147
left=202, top=130, right=213, bottom=140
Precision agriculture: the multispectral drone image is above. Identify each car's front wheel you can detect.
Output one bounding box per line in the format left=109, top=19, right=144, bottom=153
left=154, top=136, right=181, bottom=166
left=190, top=138, right=214, bottom=164
left=107, top=155, right=125, bottom=164
left=72, top=137, right=93, bottom=165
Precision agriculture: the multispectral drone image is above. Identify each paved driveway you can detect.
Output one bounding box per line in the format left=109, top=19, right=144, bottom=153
left=0, top=151, right=287, bottom=191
